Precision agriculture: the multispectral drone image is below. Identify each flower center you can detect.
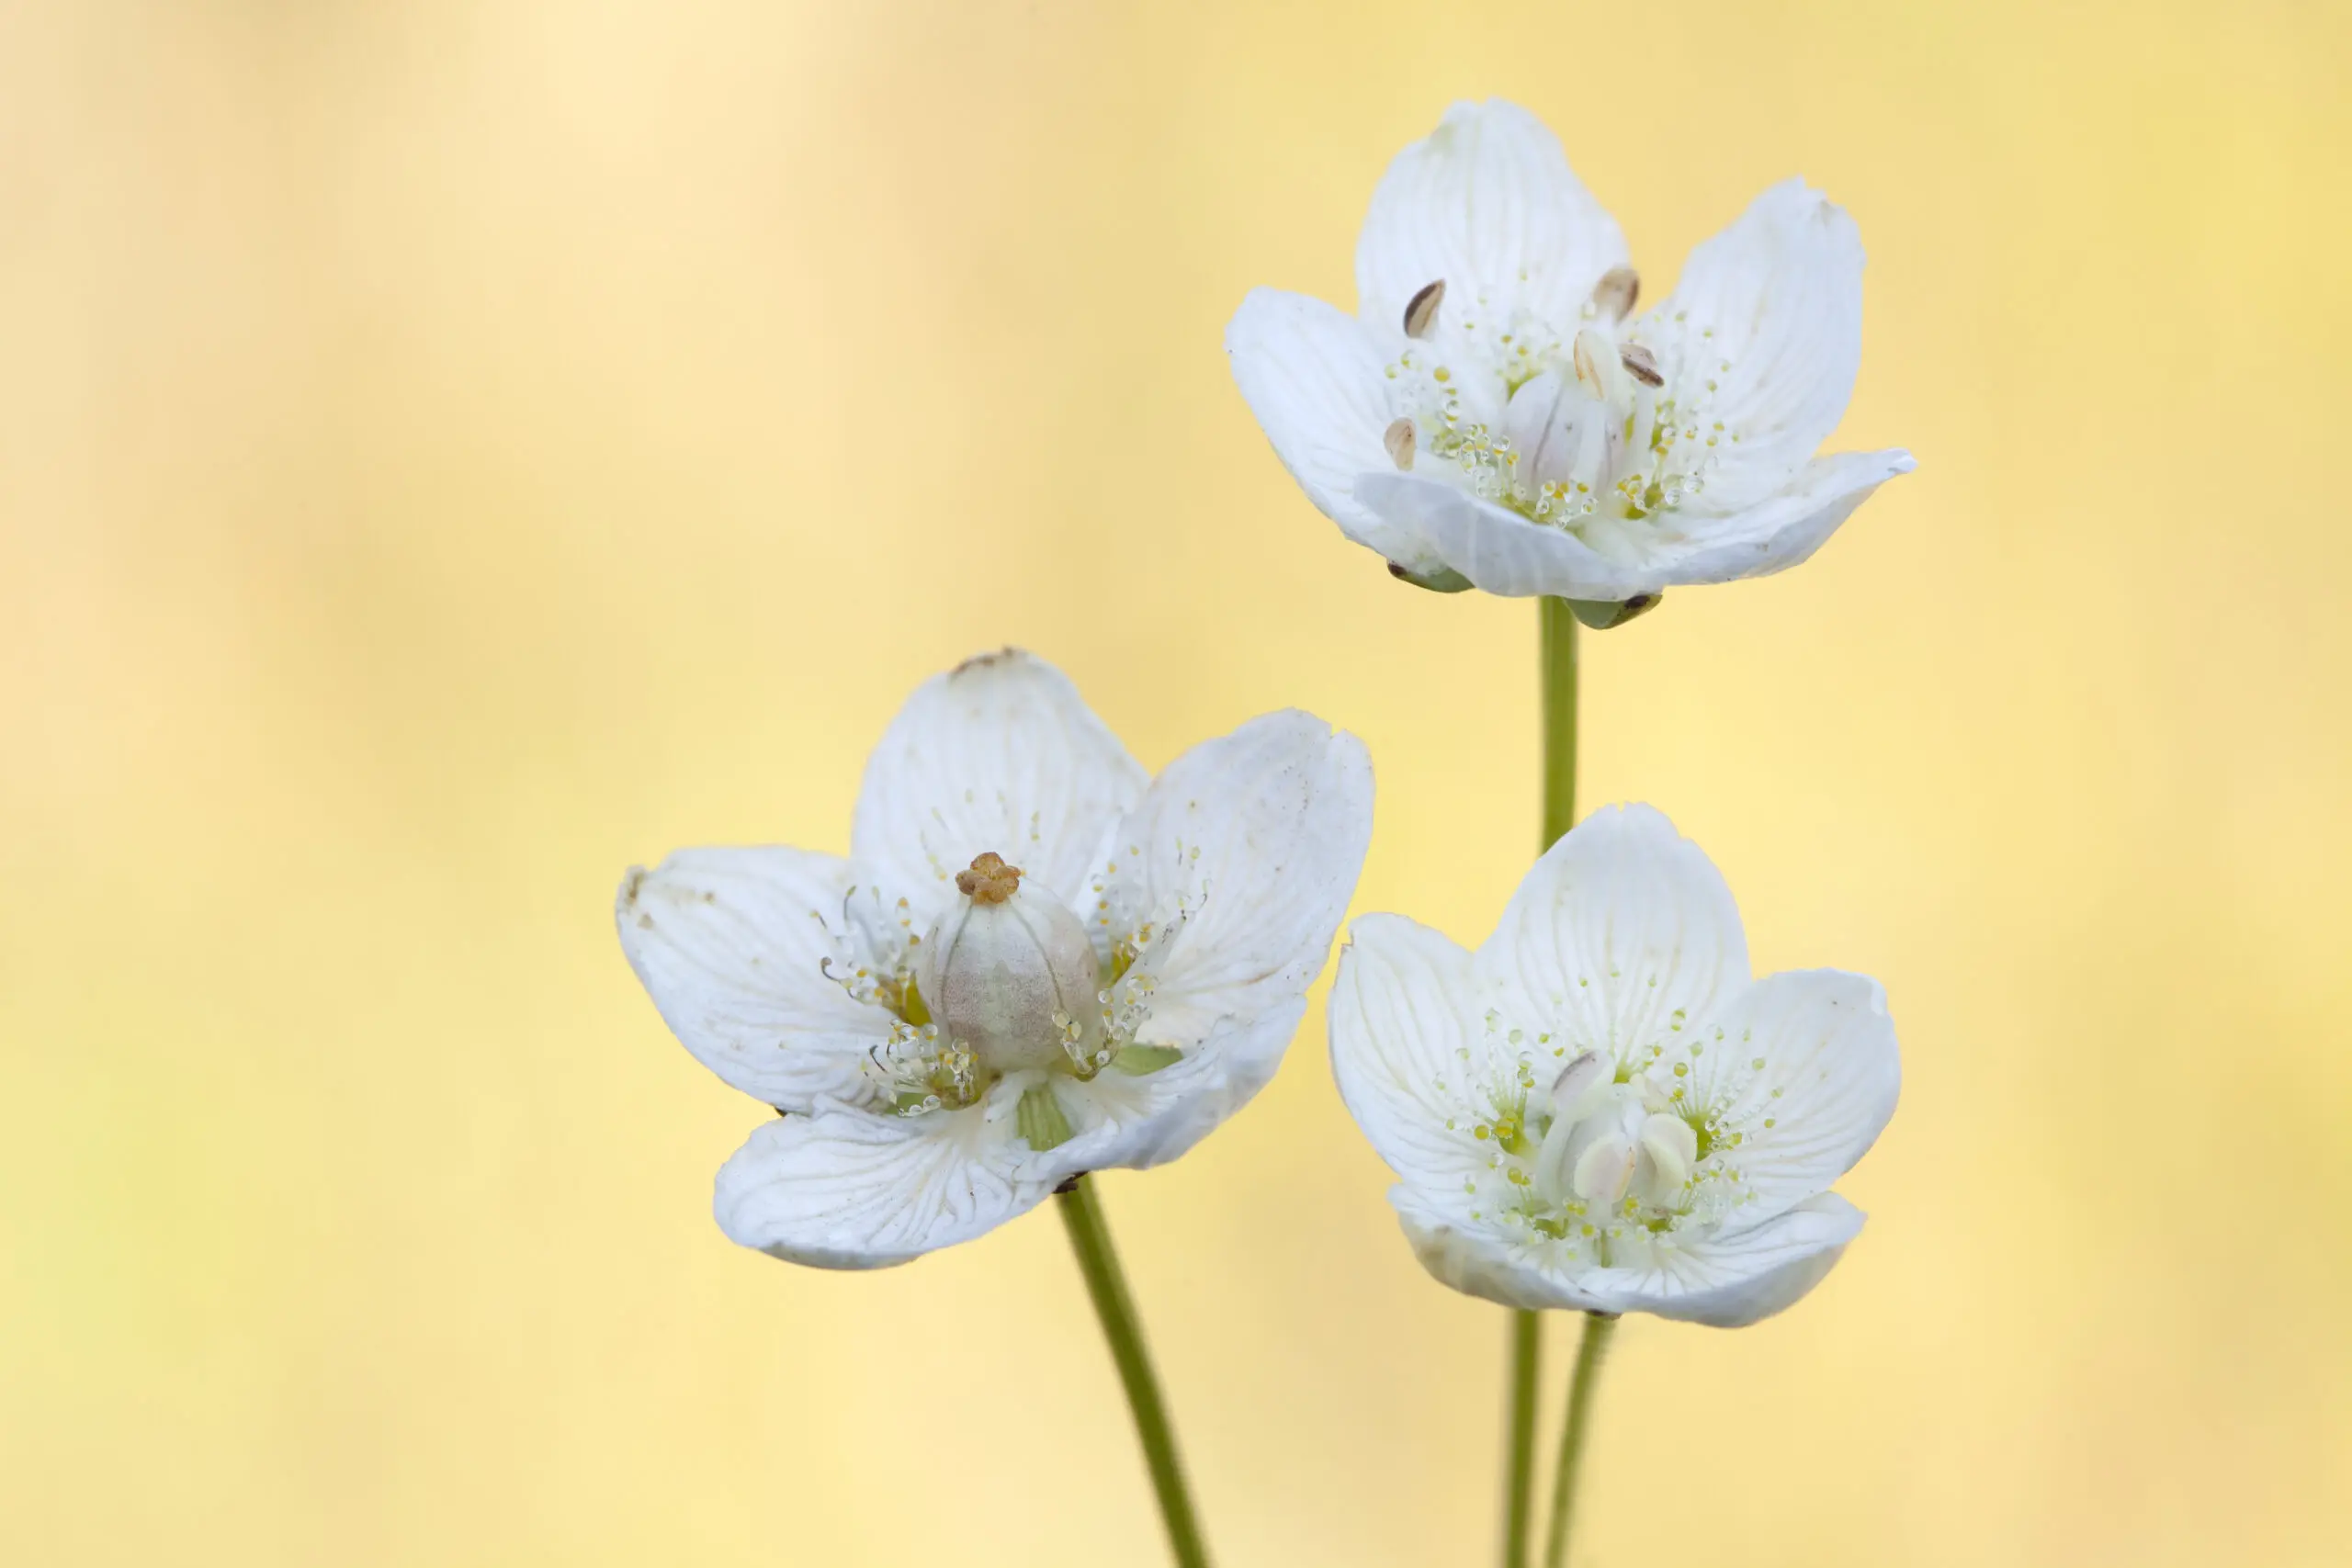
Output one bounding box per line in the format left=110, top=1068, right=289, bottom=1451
left=1530, top=1053, right=1698, bottom=1215
left=840, top=852, right=1201, bottom=1117
left=913, top=852, right=1103, bottom=1082
left=1379, top=267, right=1739, bottom=546
left=1470, top=1049, right=1729, bottom=1263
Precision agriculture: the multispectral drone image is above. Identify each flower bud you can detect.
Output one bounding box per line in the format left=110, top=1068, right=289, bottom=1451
left=915, top=854, right=1103, bottom=1076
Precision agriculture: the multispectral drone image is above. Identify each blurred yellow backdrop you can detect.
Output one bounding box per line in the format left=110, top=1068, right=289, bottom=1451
left=6, top=1, right=2348, bottom=1563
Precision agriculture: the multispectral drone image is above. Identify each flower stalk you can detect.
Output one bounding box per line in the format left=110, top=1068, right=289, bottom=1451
left=1057, top=1175, right=1212, bottom=1568
left=1533, top=604, right=1620, bottom=1568
left=1541, top=596, right=1579, bottom=851
left=1502, top=597, right=1580, bottom=1567
left=1502, top=1308, right=1544, bottom=1568
left=1542, top=1313, right=1619, bottom=1568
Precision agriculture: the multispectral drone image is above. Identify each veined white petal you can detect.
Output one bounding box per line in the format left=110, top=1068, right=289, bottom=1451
left=1391, top=1187, right=1615, bottom=1314
left=1688, top=971, right=1898, bottom=1223
left=1643, top=179, right=1869, bottom=497
left=851, top=650, right=1147, bottom=928
left=1054, top=1000, right=1306, bottom=1173
left=1018, top=714, right=1370, bottom=1174
left=1108, top=711, right=1374, bottom=1048
left=1355, top=473, right=1663, bottom=600
left=1225, top=288, right=1440, bottom=571
left=1363, top=451, right=1912, bottom=598
left=1584, top=1192, right=1866, bottom=1326
left=1652, top=448, right=1916, bottom=585
left=1476, top=806, right=1749, bottom=1070
left=713, top=1097, right=1050, bottom=1269
left=1329, top=914, right=1495, bottom=1191
left=1355, top=100, right=1627, bottom=344
left=616, top=847, right=893, bottom=1110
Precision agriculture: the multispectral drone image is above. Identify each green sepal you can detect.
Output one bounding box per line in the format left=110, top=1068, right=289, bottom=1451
left=1386, top=560, right=1476, bottom=593
left=1108, top=1043, right=1184, bottom=1077
left=1563, top=592, right=1663, bottom=630
left=1016, top=1082, right=1074, bottom=1151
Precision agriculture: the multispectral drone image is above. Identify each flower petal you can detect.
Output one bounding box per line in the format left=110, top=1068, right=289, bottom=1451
left=1032, top=714, right=1369, bottom=1173
left=1391, top=1187, right=1615, bottom=1314
left=1475, top=805, right=1749, bottom=1070
left=1051, top=1002, right=1303, bottom=1172
left=1585, top=1192, right=1866, bottom=1326
left=1652, top=449, right=1916, bottom=585
left=851, top=650, right=1148, bottom=927
left=1225, top=288, right=1439, bottom=571
left=1110, top=711, right=1374, bottom=1048
left=616, top=847, right=892, bottom=1109
left=1355, top=473, right=1663, bottom=600
left=1355, top=100, right=1627, bottom=344
left=712, top=1100, right=1050, bottom=1269
left=1329, top=914, right=1496, bottom=1191
left=1642, top=179, right=1869, bottom=499
left=1689, top=971, right=1898, bottom=1222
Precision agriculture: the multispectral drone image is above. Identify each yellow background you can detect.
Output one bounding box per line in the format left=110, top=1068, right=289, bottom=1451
left=6, top=2, right=2347, bottom=1563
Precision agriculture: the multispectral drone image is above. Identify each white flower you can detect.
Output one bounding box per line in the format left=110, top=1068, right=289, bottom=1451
left=1329, top=806, right=1897, bottom=1326
left=617, top=649, right=1374, bottom=1269
left=1226, top=99, right=1914, bottom=602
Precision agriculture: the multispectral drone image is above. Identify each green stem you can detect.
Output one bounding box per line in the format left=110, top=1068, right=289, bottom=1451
left=1056, top=1176, right=1212, bottom=1568
left=1501, top=1309, right=1543, bottom=1568
left=1540, top=595, right=1579, bottom=851
left=1541, top=1314, right=1618, bottom=1568
left=1502, top=600, right=1581, bottom=1567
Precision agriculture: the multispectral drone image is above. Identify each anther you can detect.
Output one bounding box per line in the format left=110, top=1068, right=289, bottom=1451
left=1635, top=1113, right=1697, bottom=1205
left=1403, top=279, right=1445, bottom=339
left=955, top=852, right=1023, bottom=904
left=1572, top=1133, right=1638, bottom=1210
left=1383, top=417, right=1417, bottom=469
left=1551, top=1050, right=1609, bottom=1119
left=1590, top=265, right=1640, bottom=322
left=1618, top=342, right=1664, bottom=388
left=1572, top=331, right=1610, bottom=400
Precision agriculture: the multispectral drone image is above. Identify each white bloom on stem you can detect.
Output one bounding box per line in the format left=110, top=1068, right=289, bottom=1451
left=617, top=649, right=1374, bottom=1268
left=1329, top=807, right=1897, bottom=1326
left=1226, top=99, right=1914, bottom=603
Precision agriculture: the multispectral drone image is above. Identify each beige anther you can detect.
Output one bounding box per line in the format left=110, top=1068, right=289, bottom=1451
left=1590, top=265, right=1640, bottom=322
left=1403, top=279, right=1445, bottom=339
left=1383, top=417, right=1417, bottom=469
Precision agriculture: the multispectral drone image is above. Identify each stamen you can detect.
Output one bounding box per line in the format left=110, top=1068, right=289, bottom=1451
left=1590, top=265, right=1640, bottom=323
left=1550, top=1050, right=1609, bottom=1118
left=1403, top=279, right=1445, bottom=339
left=1372, top=270, right=1731, bottom=549
left=1383, top=417, right=1417, bottom=469
left=1572, top=1133, right=1637, bottom=1209
left=1571, top=331, right=1610, bottom=400
left=1635, top=1113, right=1697, bottom=1205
